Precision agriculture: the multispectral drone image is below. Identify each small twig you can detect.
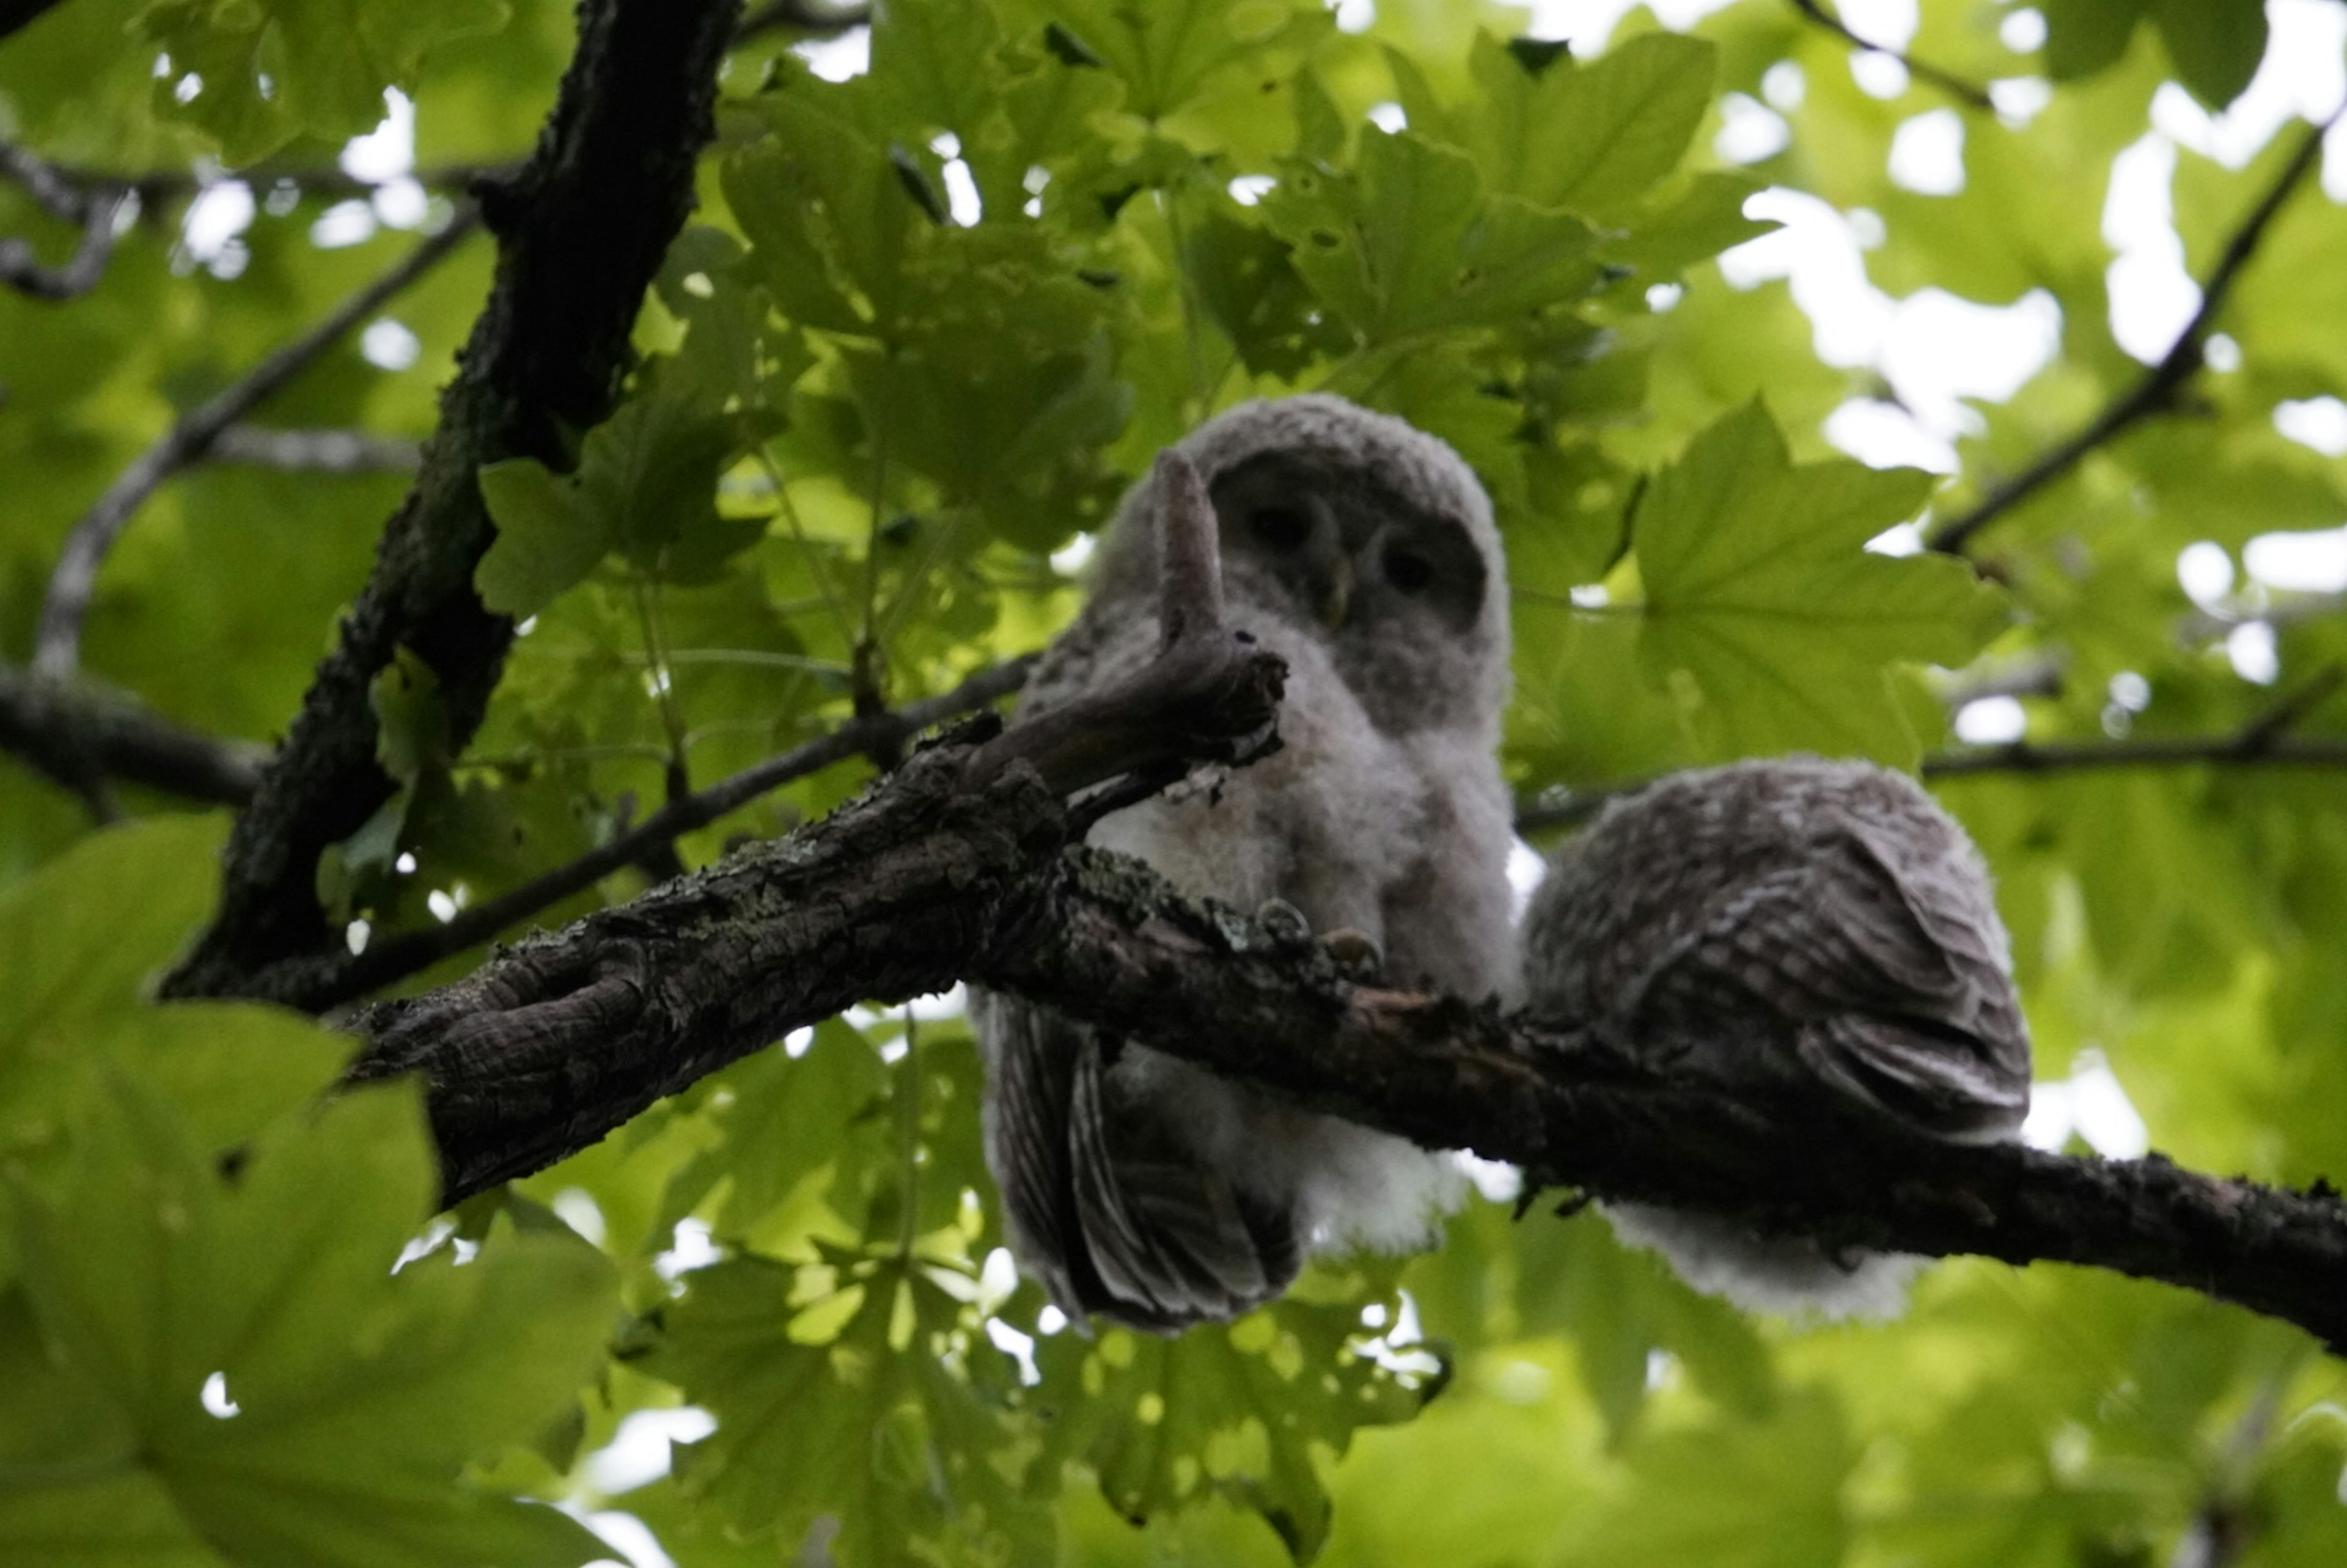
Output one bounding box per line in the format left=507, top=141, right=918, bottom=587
left=2234, top=662, right=2344, bottom=752
left=1517, top=711, right=2347, bottom=835
left=1, top=139, right=127, bottom=301
left=288, top=657, right=1035, bottom=1011
left=0, top=664, right=270, bottom=809
left=1785, top=0, right=1993, bottom=111
left=32, top=210, right=481, bottom=677
left=1930, top=112, right=2337, bottom=555
left=207, top=425, right=424, bottom=474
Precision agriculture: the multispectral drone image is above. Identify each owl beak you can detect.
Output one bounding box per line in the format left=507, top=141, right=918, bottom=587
left=1318, top=552, right=1354, bottom=629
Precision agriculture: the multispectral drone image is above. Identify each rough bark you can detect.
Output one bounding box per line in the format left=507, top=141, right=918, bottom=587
left=164, top=0, right=743, bottom=998
left=342, top=733, right=2347, bottom=1354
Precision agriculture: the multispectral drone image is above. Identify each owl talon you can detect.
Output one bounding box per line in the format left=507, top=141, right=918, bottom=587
left=1254, top=898, right=1313, bottom=950
left=1321, top=927, right=1383, bottom=980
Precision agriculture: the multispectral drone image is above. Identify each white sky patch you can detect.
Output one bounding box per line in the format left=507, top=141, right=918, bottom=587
left=2229, top=620, right=2281, bottom=684
left=2177, top=539, right=2236, bottom=607
left=1454, top=1151, right=1524, bottom=1203
left=907, top=983, right=968, bottom=1021
left=655, top=1217, right=719, bottom=1282
left=2000, top=7, right=2047, bottom=54
left=1889, top=108, right=1966, bottom=194
left=1866, top=520, right=1926, bottom=555
left=1506, top=835, right=1548, bottom=923
left=1228, top=174, right=1277, bottom=206
left=1331, top=0, right=1375, bottom=34
left=2275, top=395, right=2347, bottom=456
left=201, top=1371, right=241, bottom=1419
left=310, top=198, right=378, bottom=249
left=571, top=1508, right=675, bottom=1568
left=2104, top=134, right=2203, bottom=364
left=1955, top=695, right=2028, bottom=745
left=1714, top=93, right=1790, bottom=164
left=2246, top=526, right=2347, bottom=592
left=1366, top=100, right=1408, bottom=133
left=551, top=1189, right=608, bottom=1247
left=1990, top=76, right=2054, bottom=125
left=986, top=1316, right=1042, bottom=1384
left=1049, top=533, right=1096, bottom=575
left=1837, top=0, right=1917, bottom=49
left=1506, top=0, right=1739, bottom=53
left=1826, top=399, right=1957, bottom=472
left=362, top=318, right=422, bottom=371
left=373, top=177, right=430, bottom=229
left=342, top=89, right=415, bottom=183
left=586, top=1407, right=717, bottom=1495
left=940, top=158, right=982, bottom=225
left=2151, top=0, right=2347, bottom=169
left=1763, top=59, right=1805, bottom=112
left=1882, top=287, right=2062, bottom=429
left=181, top=180, right=254, bottom=262
left=1851, top=51, right=1910, bottom=101
left=793, top=27, right=870, bottom=81
left=2022, top=1048, right=2150, bottom=1158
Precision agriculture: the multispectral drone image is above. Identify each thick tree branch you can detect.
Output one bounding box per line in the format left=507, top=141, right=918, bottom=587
left=327, top=454, right=2347, bottom=1354
left=166, top=0, right=745, bottom=1000
left=0, top=665, right=266, bottom=809
left=1785, top=0, right=1992, bottom=111
left=33, top=212, right=481, bottom=676
left=1929, top=114, right=2335, bottom=555
left=339, top=734, right=2347, bottom=1354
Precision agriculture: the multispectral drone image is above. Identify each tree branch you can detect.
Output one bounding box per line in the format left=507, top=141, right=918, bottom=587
left=0, top=665, right=267, bottom=810
left=164, top=0, right=746, bottom=1000
left=0, top=139, right=127, bottom=301
left=208, top=425, right=424, bottom=474
left=1785, top=0, right=1993, bottom=111
left=269, top=657, right=1036, bottom=1013
left=32, top=212, right=481, bottom=676
left=1519, top=669, right=2347, bottom=834
left=337, top=727, right=2347, bottom=1354
left=1928, top=112, right=2337, bottom=555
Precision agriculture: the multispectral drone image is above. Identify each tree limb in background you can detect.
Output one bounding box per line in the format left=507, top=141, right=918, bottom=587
left=32, top=212, right=482, bottom=676
left=209, top=426, right=425, bottom=474
left=1785, top=0, right=1993, bottom=111
left=164, top=0, right=746, bottom=1000
left=1929, top=111, right=2337, bottom=555
left=270, top=656, right=1037, bottom=1011
left=0, top=665, right=268, bottom=811
left=1518, top=668, right=2347, bottom=834
left=0, top=139, right=128, bottom=301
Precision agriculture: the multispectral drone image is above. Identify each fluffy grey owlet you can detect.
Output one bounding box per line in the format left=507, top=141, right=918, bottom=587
left=1520, top=758, right=2032, bottom=1319
left=971, top=395, right=1516, bottom=1333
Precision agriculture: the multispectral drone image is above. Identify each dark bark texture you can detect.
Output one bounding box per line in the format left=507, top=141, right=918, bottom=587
left=343, top=725, right=2347, bottom=1356
left=164, top=0, right=744, bottom=997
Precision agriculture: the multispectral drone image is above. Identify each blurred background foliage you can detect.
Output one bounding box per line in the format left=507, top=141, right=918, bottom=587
left=7, top=0, right=2347, bottom=1563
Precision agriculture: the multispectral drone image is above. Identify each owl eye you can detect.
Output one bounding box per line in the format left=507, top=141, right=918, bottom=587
left=1250, top=507, right=1311, bottom=551
left=1383, top=544, right=1435, bottom=593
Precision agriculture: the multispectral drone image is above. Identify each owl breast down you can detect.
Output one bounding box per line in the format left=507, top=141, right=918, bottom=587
left=973, top=623, right=1504, bottom=1332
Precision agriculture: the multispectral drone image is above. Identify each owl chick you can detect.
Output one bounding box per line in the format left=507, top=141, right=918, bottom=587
left=1521, top=758, right=2030, bottom=1319
left=972, top=395, right=1516, bottom=1332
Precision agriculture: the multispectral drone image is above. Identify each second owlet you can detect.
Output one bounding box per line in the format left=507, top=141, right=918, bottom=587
left=972, top=394, right=1516, bottom=1333
left=1521, top=758, right=2032, bottom=1319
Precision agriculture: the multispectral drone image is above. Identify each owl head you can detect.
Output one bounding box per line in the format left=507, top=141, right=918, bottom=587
left=1090, top=395, right=1510, bottom=738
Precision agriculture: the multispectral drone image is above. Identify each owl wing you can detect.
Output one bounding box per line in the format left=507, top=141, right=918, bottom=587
left=1622, top=821, right=2030, bottom=1142
left=978, top=993, right=1300, bottom=1333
